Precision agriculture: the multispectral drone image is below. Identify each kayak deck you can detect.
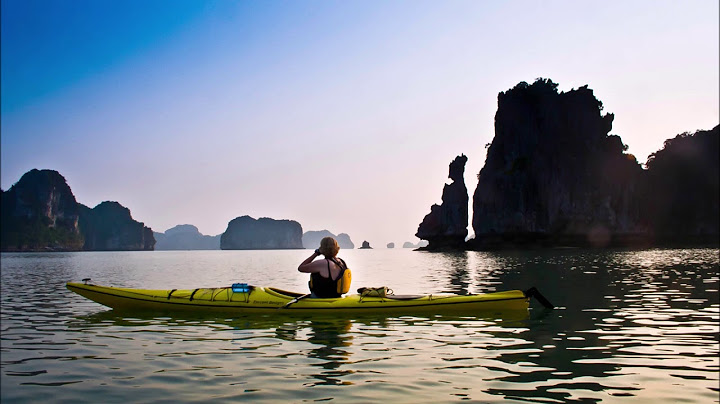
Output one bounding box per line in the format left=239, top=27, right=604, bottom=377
left=66, top=282, right=530, bottom=314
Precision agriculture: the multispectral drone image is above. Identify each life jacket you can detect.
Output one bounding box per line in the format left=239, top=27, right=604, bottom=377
left=309, top=258, right=352, bottom=298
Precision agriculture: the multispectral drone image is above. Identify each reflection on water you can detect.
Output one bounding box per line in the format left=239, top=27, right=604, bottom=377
left=1, top=248, right=718, bottom=403
left=296, top=318, right=354, bottom=386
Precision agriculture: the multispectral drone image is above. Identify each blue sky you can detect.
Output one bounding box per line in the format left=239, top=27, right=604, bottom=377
left=2, top=0, right=718, bottom=245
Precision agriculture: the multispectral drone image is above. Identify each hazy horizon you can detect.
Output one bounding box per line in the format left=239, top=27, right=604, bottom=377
left=2, top=0, right=718, bottom=246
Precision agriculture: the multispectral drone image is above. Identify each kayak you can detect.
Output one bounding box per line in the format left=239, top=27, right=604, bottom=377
left=66, top=281, right=544, bottom=315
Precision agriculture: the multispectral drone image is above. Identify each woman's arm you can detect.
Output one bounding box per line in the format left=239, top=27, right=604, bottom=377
left=298, top=250, right=324, bottom=273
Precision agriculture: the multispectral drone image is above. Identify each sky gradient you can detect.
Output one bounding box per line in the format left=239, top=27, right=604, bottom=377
left=2, top=0, right=718, bottom=246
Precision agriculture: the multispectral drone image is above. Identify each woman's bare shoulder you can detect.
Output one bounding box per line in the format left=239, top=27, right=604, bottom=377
left=299, top=259, right=327, bottom=274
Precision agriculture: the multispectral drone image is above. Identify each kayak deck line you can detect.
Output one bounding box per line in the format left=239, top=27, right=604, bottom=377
left=66, top=282, right=538, bottom=314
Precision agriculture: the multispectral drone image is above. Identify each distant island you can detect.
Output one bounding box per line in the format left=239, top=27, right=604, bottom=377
left=154, top=225, right=221, bottom=250
left=403, top=240, right=429, bottom=249
left=155, top=226, right=358, bottom=251
left=0, top=171, right=359, bottom=252
left=1, top=169, right=154, bottom=251
left=221, top=215, right=303, bottom=250
left=359, top=241, right=372, bottom=249
left=302, top=230, right=355, bottom=249
left=416, top=78, right=719, bottom=250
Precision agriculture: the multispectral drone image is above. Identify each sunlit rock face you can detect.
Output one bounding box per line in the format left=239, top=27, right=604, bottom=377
left=641, top=125, right=719, bottom=243
left=1, top=169, right=84, bottom=251
left=79, top=201, right=155, bottom=251
left=221, top=216, right=303, bottom=249
left=303, top=230, right=355, bottom=249
left=471, top=79, right=645, bottom=248
left=416, top=154, right=469, bottom=249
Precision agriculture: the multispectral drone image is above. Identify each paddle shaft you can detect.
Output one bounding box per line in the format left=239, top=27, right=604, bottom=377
left=524, top=287, right=555, bottom=309
left=280, top=293, right=311, bottom=309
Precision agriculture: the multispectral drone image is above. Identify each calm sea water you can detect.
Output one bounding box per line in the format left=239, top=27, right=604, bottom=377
left=1, top=248, right=718, bottom=403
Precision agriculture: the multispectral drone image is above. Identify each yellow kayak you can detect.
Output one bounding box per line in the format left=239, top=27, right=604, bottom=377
left=66, top=282, right=539, bottom=314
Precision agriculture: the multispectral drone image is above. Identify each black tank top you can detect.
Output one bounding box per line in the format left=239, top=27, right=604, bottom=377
left=309, top=258, right=347, bottom=298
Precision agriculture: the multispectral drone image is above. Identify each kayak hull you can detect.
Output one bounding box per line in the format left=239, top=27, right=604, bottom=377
left=66, top=282, right=530, bottom=315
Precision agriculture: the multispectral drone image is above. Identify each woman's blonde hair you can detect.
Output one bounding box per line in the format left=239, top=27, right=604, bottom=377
left=318, top=237, right=340, bottom=257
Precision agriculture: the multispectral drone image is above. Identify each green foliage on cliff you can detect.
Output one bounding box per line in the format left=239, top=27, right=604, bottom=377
left=0, top=214, right=84, bottom=251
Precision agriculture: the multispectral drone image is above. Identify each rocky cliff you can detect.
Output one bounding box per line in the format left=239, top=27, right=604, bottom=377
left=471, top=79, right=648, bottom=248
left=302, top=230, right=355, bottom=249
left=221, top=216, right=303, bottom=249
left=416, top=154, right=469, bottom=249
left=641, top=126, right=719, bottom=243
left=1, top=169, right=156, bottom=251
left=154, top=224, right=221, bottom=250
left=79, top=201, right=155, bottom=251
left=1, top=169, right=84, bottom=251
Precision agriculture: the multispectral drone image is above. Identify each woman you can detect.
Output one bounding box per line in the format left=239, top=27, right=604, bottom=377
left=298, top=237, right=352, bottom=298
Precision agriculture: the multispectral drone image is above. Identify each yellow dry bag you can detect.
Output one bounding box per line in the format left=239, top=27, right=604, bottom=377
left=337, top=268, right=352, bottom=294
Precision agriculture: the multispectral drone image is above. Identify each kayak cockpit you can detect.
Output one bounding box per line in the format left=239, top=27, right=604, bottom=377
left=264, top=287, right=305, bottom=299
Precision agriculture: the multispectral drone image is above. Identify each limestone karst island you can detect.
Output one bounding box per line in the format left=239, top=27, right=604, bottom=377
left=2, top=79, right=718, bottom=252
left=416, top=79, right=718, bottom=250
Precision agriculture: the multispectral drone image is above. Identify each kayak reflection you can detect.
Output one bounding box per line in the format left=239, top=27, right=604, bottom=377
left=276, top=317, right=355, bottom=386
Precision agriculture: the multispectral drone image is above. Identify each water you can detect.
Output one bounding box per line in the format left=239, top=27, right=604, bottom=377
left=1, top=248, right=718, bottom=403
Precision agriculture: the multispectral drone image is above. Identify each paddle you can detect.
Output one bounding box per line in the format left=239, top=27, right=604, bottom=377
left=524, top=287, right=555, bottom=309
left=280, top=293, right=311, bottom=309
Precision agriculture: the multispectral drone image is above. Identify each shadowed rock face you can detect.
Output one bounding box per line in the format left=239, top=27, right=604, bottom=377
left=416, top=154, right=469, bottom=249
left=471, top=79, right=646, bottom=248
left=79, top=201, right=155, bottom=251
left=641, top=125, right=719, bottom=242
left=221, top=216, right=303, bottom=249
left=359, top=240, right=372, bottom=249
left=1, top=169, right=83, bottom=251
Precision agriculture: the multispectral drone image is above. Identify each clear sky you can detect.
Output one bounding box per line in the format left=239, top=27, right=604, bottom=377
left=2, top=0, right=718, bottom=246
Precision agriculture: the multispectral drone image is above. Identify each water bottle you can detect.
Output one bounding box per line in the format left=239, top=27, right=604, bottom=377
left=232, top=283, right=249, bottom=293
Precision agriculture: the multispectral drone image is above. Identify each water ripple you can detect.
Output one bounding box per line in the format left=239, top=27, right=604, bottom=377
left=1, top=249, right=718, bottom=403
